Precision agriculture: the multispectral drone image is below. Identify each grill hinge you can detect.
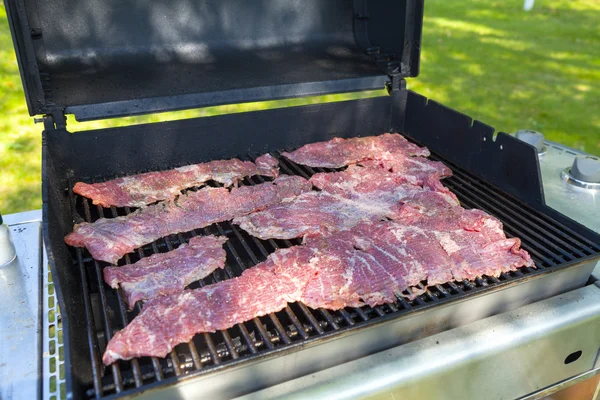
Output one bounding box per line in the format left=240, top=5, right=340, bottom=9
left=388, top=76, right=408, bottom=133
left=36, top=111, right=67, bottom=131
left=386, top=76, right=406, bottom=94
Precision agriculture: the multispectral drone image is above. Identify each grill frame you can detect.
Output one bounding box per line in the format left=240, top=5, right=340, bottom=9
left=42, top=95, right=600, bottom=399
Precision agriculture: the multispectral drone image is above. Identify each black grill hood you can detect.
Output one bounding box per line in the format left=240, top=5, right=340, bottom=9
left=4, top=0, right=424, bottom=121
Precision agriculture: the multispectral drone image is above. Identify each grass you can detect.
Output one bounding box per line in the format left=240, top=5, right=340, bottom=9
left=1, top=0, right=599, bottom=214
left=408, top=0, right=600, bottom=155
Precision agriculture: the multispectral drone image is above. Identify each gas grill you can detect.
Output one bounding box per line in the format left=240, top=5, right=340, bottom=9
left=3, top=0, right=600, bottom=399
left=66, top=148, right=600, bottom=399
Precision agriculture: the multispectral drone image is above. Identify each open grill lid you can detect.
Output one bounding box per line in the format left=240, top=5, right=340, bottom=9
left=5, top=0, right=424, bottom=121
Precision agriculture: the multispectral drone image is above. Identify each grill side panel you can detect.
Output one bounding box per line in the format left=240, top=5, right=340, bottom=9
left=402, top=90, right=545, bottom=206
left=402, top=90, right=600, bottom=247
left=43, top=130, right=94, bottom=399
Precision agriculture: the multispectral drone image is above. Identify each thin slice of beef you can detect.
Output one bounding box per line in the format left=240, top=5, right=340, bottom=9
left=281, top=133, right=430, bottom=168
left=388, top=204, right=532, bottom=283
left=65, top=175, right=311, bottom=264
left=102, top=245, right=316, bottom=364
left=234, top=166, right=459, bottom=240
left=357, top=156, right=452, bottom=185
left=309, top=164, right=456, bottom=202
left=74, top=153, right=279, bottom=208
left=103, top=215, right=533, bottom=364
left=233, top=191, right=348, bottom=240
left=254, top=154, right=280, bottom=177
left=103, top=235, right=228, bottom=309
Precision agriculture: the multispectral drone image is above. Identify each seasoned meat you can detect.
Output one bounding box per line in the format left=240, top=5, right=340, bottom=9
left=103, top=235, right=228, bottom=308
left=74, top=154, right=279, bottom=208
left=103, top=214, right=533, bottom=364
left=65, top=175, right=311, bottom=264
left=102, top=245, right=316, bottom=364
left=234, top=165, right=458, bottom=240
left=281, top=133, right=429, bottom=168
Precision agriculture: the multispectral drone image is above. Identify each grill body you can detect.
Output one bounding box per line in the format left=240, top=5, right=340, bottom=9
left=43, top=93, right=600, bottom=398
left=8, top=0, right=597, bottom=396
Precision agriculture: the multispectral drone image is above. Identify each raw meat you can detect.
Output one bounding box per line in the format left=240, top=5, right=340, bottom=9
left=102, top=245, right=316, bottom=364
left=103, top=214, right=533, bottom=364
left=391, top=204, right=531, bottom=282
left=103, top=235, right=228, bottom=309
left=74, top=154, right=279, bottom=208
left=309, top=164, right=455, bottom=202
left=254, top=154, right=280, bottom=178
left=233, top=191, right=344, bottom=240
left=357, top=156, right=452, bottom=185
left=281, top=133, right=430, bottom=168
left=303, top=213, right=532, bottom=308
left=65, top=175, right=311, bottom=264
left=301, top=225, right=450, bottom=308
left=234, top=166, right=459, bottom=240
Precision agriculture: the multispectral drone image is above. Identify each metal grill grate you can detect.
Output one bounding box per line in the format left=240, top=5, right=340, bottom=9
left=68, top=152, right=600, bottom=399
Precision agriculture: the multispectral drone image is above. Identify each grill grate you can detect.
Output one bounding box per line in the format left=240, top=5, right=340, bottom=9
left=69, top=152, right=600, bottom=399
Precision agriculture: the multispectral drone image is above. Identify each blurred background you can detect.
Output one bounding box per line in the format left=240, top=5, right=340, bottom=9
left=1, top=0, right=598, bottom=214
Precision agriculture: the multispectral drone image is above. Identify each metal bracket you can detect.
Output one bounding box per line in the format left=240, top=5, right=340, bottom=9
left=387, top=77, right=408, bottom=132
left=386, top=76, right=406, bottom=94
left=35, top=111, right=67, bottom=131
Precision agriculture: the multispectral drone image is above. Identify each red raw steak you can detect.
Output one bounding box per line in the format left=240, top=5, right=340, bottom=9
left=103, top=235, right=228, bottom=308
left=281, top=133, right=429, bottom=168
left=74, top=154, right=279, bottom=208
left=103, top=214, right=533, bottom=364
left=65, top=175, right=310, bottom=264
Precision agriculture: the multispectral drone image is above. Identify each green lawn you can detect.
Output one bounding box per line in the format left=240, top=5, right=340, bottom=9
left=1, top=0, right=599, bottom=214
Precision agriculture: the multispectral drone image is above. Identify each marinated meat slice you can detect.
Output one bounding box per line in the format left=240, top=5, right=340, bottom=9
left=309, top=164, right=457, bottom=203
left=102, top=246, right=317, bottom=364
left=254, top=153, right=280, bottom=178
left=233, top=189, right=452, bottom=241
left=234, top=167, right=459, bottom=240
left=309, top=164, right=413, bottom=200
left=281, top=133, right=430, bottom=168
left=103, top=216, right=532, bottom=364
left=301, top=224, right=453, bottom=308
left=424, top=213, right=530, bottom=282
left=74, top=153, right=280, bottom=208
left=65, top=175, right=311, bottom=264
left=390, top=190, right=505, bottom=238
left=233, top=192, right=349, bottom=240
left=390, top=204, right=532, bottom=283
left=357, top=157, right=452, bottom=185
left=103, top=235, right=228, bottom=308
left=305, top=216, right=533, bottom=306
left=445, top=237, right=531, bottom=282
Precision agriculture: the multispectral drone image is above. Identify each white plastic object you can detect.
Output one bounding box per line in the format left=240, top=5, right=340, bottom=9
left=524, top=0, right=535, bottom=11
